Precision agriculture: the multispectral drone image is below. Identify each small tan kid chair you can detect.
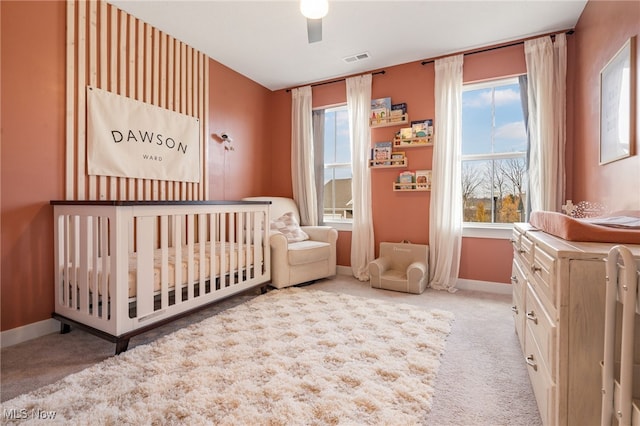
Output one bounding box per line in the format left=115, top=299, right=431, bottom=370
left=369, top=242, right=429, bottom=294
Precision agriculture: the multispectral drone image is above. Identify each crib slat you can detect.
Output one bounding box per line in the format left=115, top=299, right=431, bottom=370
left=99, top=216, right=109, bottom=319
left=78, top=216, right=90, bottom=314
left=90, top=216, right=99, bottom=317
left=209, top=213, right=219, bottom=292
left=59, top=214, right=68, bottom=308
left=186, top=213, right=195, bottom=301
left=229, top=213, right=236, bottom=286
left=254, top=211, right=265, bottom=276
left=173, top=215, right=183, bottom=300
left=135, top=216, right=155, bottom=318
left=238, top=212, right=245, bottom=284
left=221, top=213, right=228, bottom=286
left=160, top=215, right=169, bottom=309
left=70, top=215, right=79, bottom=310
left=198, top=213, right=206, bottom=296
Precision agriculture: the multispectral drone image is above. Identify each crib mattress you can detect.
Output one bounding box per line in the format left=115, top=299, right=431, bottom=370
left=67, top=242, right=256, bottom=298
left=529, top=210, right=640, bottom=244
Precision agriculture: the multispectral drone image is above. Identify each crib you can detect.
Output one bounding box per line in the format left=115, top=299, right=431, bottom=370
left=50, top=200, right=271, bottom=354
left=602, top=245, right=640, bottom=425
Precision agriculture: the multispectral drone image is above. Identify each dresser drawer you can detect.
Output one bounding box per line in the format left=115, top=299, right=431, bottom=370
left=515, top=233, right=534, bottom=266
left=512, top=227, right=524, bottom=249
left=512, top=290, right=525, bottom=351
left=525, top=326, right=556, bottom=426
left=526, top=281, right=557, bottom=378
left=512, top=264, right=526, bottom=351
left=511, top=258, right=526, bottom=303
left=530, top=245, right=557, bottom=307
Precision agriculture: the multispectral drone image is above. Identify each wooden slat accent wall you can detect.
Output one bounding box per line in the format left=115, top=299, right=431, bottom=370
left=66, top=0, right=209, bottom=201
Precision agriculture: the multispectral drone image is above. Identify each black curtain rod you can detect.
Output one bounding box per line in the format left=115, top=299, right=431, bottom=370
left=285, top=70, right=386, bottom=92
left=421, top=29, right=575, bottom=66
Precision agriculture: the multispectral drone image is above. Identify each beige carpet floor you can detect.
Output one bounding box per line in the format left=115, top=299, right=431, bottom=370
left=1, top=275, right=542, bottom=425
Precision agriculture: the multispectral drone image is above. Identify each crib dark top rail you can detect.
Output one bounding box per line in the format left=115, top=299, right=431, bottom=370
left=50, top=200, right=271, bottom=206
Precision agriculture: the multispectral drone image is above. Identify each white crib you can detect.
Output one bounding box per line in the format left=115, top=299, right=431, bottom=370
left=51, top=200, right=271, bottom=354
left=602, top=245, right=640, bottom=425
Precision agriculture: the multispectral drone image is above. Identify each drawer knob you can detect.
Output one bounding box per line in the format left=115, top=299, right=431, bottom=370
left=526, top=355, right=538, bottom=371
left=518, top=249, right=526, bottom=254
left=526, top=311, right=538, bottom=324
left=511, top=305, right=519, bottom=314
left=531, top=264, right=542, bottom=273
left=510, top=275, right=518, bottom=284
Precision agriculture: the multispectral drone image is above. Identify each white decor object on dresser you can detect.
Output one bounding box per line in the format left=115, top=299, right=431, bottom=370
left=511, top=222, right=640, bottom=426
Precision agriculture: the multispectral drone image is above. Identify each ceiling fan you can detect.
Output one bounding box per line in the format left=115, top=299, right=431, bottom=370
left=300, top=0, right=329, bottom=44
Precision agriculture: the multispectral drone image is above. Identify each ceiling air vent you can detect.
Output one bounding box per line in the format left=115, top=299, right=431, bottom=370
left=343, top=52, right=370, bottom=64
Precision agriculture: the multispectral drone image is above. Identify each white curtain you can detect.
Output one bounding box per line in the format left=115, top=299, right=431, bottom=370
left=312, top=110, right=325, bottom=224
left=525, top=33, right=566, bottom=213
left=346, top=74, right=374, bottom=281
left=429, top=55, right=464, bottom=292
left=291, top=85, right=318, bottom=225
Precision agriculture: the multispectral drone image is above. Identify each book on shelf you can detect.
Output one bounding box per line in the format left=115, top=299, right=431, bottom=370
left=391, top=103, right=407, bottom=114
left=391, top=151, right=405, bottom=165
left=370, top=98, right=392, bottom=124
left=415, top=170, right=432, bottom=190
left=398, top=171, right=415, bottom=184
left=371, top=97, right=392, bottom=111
left=389, top=109, right=405, bottom=122
left=371, top=108, right=388, bottom=123
left=411, top=119, right=433, bottom=137
left=399, top=127, right=413, bottom=140
left=372, top=141, right=393, bottom=165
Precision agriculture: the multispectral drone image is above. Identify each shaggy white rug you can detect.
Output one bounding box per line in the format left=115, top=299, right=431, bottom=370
left=3, top=288, right=454, bottom=425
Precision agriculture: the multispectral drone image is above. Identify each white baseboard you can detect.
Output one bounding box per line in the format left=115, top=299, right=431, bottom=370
left=1, top=318, right=59, bottom=349
left=336, top=266, right=511, bottom=296
left=456, top=278, right=512, bottom=295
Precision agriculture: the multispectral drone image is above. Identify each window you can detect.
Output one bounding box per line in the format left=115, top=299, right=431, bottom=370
left=321, top=105, right=352, bottom=224
left=462, top=77, right=528, bottom=225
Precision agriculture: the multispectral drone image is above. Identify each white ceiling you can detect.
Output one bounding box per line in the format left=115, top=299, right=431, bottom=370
left=108, top=0, right=588, bottom=91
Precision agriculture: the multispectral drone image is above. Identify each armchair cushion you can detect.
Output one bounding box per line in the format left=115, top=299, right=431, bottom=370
left=287, top=240, right=332, bottom=265
left=270, top=212, right=309, bottom=243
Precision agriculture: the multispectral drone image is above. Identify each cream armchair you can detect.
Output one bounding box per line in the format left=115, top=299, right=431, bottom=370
left=242, top=197, right=338, bottom=289
left=369, top=242, right=429, bottom=294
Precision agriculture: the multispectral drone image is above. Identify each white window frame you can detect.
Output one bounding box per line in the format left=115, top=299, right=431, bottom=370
left=320, top=104, right=353, bottom=231
left=461, top=76, right=527, bottom=239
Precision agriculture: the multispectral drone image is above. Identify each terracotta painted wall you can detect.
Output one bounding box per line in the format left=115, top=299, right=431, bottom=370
left=208, top=60, right=273, bottom=200
left=4, top=0, right=635, bottom=332
left=570, top=0, right=640, bottom=210
left=267, top=89, right=294, bottom=197
left=370, top=63, right=434, bottom=247
left=1, top=0, right=65, bottom=331
left=267, top=46, right=527, bottom=282
left=0, top=1, right=273, bottom=332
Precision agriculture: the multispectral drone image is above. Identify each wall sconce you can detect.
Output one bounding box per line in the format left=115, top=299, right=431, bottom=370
left=212, top=131, right=234, bottom=151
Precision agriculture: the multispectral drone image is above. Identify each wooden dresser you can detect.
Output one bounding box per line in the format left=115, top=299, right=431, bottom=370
left=511, top=223, right=640, bottom=426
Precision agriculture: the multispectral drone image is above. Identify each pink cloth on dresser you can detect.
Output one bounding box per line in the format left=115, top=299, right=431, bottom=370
left=529, top=210, right=640, bottom=244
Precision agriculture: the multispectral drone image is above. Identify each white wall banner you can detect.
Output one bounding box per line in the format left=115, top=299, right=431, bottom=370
left=87, top=86, right=200, bottom=182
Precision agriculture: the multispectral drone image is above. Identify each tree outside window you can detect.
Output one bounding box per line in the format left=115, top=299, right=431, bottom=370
left=462, top=78, right=528, bottom=224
